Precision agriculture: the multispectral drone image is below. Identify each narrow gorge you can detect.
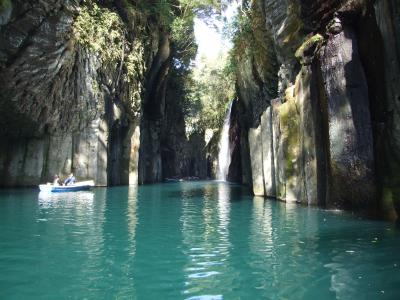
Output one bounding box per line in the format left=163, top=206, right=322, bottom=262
left=0, top=0, right=400, bottom=221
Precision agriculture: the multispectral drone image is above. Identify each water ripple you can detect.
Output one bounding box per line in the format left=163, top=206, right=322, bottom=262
left=185, top=295, right=223, bottom=300
left=188, top=271, right=220, bottom=279
left=0, top=182, right=399, bottom=299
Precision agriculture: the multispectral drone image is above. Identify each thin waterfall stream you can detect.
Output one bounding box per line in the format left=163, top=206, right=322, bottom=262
left=217, top=101, right=233, bottom=181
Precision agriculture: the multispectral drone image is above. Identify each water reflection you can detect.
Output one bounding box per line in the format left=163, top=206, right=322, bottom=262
left=320, top=216, right=400, bottom=299
left=217, top=183, right=231, bottom=236
left=1, top=182, right=400, bottom=299
left=181, top=182, right=233, bottom=299
left=26, top=189, right=108, bottom=299
left=101, top=186, right=139, bottom=299
left=247, top=198, right=339, bottom=299
left=249, top=197, right=273, bottom=294
left=37, top=190, right=98, bottom=230
left=38, top=191, right=94, bottom=208
left=35, top=187, right=138, bottom=298
left=216, top=183, right=231, bottom=261
left=75, top=188, right=107, bottom=298
left=127, top=186, right=138, bottom=252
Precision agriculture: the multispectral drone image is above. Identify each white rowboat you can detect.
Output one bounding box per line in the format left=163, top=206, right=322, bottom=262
left=39, top=180, right=95, bottom=193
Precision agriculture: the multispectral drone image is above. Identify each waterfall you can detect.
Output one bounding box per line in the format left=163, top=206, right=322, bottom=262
left=217, top=101, right=233, bottom=181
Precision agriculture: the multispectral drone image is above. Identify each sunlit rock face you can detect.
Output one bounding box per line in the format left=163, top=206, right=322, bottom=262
left=0, top=0, right=166, bottom=186
left=234, top=0, right=400, bottom=219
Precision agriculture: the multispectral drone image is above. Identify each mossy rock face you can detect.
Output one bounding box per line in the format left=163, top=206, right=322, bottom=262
left=382, top=186, right=400, bottom=221
left=277, top=86, right=301, bottom=202
left=295, top=34, right=324, bottom=65
left=0, top=0, right=12, bottom=25
left=0, top=0, right=171, bottom=186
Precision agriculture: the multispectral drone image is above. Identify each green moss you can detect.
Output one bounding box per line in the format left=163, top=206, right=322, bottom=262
left=295, top=34, right=324, bottom=61
left=277, top=184, right=286, bottom=200
left=125, top=41, right=145, bottom=82
left=73, top=0, right=124, bottom=64
left=0, top=0, right=11, bottom=12
left=278, top=86, right=300, bottom=190
left=382, top=187, right=400, bottom=221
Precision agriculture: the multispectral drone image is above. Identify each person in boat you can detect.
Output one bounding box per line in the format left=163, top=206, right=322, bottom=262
left=63, top=173, right=76, bottom=186
left=53, top=174, right=61, bottom=186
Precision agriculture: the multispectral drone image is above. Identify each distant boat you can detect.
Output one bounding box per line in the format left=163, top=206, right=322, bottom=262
left=39, top=180, right=95, bottom=193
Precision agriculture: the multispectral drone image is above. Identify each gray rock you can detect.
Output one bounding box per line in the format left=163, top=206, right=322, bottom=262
left=0, top=0, right=169, bottom=187
left=319, top=21, right=376, bottom=211
left=249, top=125, right=265, bottom=196
left=374, top=0, right=400, bottom=219
left=271, top=99, right=285, bottom=200
left=261, top=106, right=276, bottom=197
left=297, top=66, right=320, bottom=205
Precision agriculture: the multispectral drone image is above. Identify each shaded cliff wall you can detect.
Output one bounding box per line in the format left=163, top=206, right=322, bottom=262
left=234, top=0, right=400, bottom=219
left=0, top=0, right=169, bottom=186
left=138, top=56, right=210, bottom=183
left=227, top=99, right=243, bottom=182
left=372, top=0, right=400, bottom=220
left=138, top=33, right=171, bottom=184
left=160, top=68, right=208, bottom=181
left=160, top=68, right=190, bottom=180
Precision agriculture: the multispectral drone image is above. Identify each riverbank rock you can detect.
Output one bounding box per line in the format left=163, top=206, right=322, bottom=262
left=0, top=0, right=180, bottom=187
left=234, top=0, right=399, bottom=219
left=319, top=19, right=376, bottom=212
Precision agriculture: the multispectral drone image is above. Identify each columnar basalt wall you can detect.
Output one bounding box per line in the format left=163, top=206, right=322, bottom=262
left=0, top=0, right=170, bottom=186
left=319, top=21, right=375, bottom=212
left=234, top=0, right=400, bottom=219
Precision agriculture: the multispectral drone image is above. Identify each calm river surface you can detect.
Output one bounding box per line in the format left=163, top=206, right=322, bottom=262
left=0, top=181, right=399, bottom=299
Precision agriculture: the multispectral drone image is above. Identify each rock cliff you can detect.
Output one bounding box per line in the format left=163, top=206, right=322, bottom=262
left=233, top=0, right=400, bottom=220
left=0, top=0, right=183, bottom=186
left=1, top=0, right=400, bottom=221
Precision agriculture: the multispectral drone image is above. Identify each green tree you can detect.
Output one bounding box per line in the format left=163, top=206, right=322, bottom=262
left=184, top=52, right=235, bottom=134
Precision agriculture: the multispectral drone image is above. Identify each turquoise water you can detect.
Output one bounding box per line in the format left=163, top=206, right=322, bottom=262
left=0, top=181, right=399, bottom=299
